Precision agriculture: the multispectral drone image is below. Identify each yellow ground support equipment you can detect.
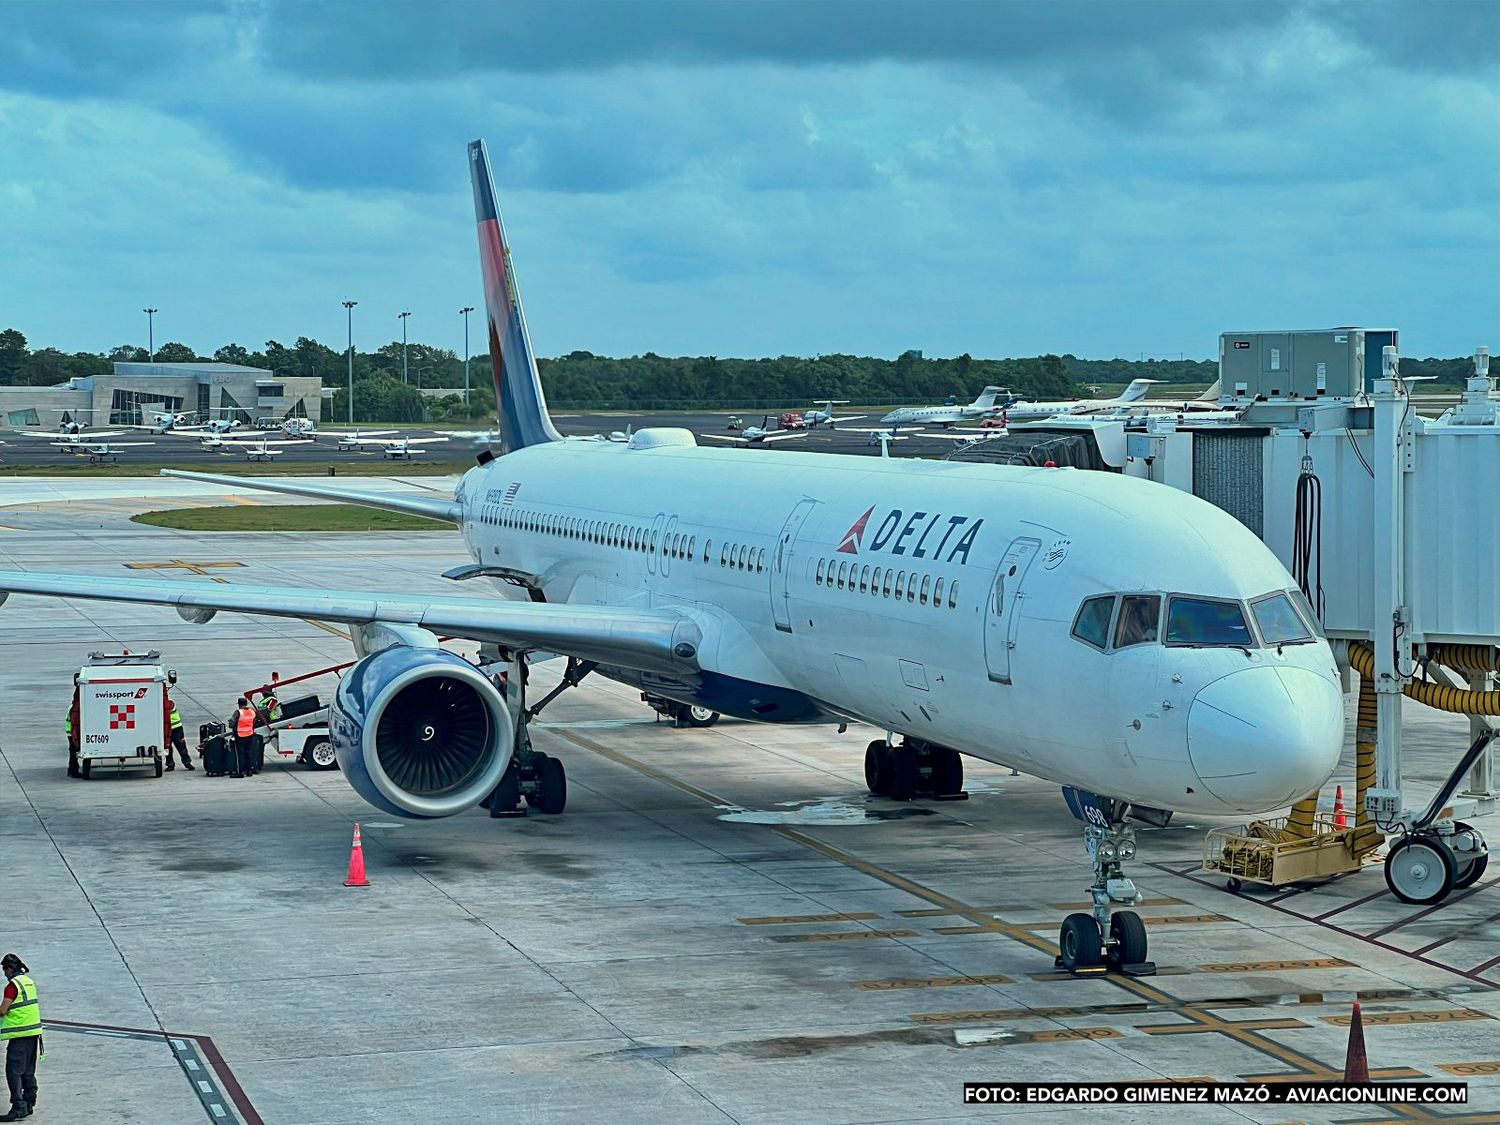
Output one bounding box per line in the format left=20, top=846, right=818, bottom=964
left=1203, top=813, right=1364, bottom=891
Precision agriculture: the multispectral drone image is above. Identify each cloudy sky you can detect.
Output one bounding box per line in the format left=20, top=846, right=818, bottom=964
left=3, top=0, right=1495, bottom=361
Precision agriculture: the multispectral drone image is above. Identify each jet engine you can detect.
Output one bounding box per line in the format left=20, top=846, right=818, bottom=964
left=330, top=646, right=513, bottom=818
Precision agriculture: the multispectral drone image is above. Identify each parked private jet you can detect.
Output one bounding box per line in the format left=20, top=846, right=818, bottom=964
left=701, top=416, right=811, bottom=445
left=804, top=400, right=864, bottom=428
left=879, top=387, right=1007, bottom=429
left=0, top=140, right=1344, bottom=973
left=1002, top=379, right=1160, bottom=421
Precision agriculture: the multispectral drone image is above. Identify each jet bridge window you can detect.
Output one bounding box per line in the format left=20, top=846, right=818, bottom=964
left=1071, top=595, right=1115, bottom=651
left=1250, top=592, right=1314, bottom=646
left=1113, top=595, right=1160, bottom=648
left=1165, top=597, right=1253, bottom=647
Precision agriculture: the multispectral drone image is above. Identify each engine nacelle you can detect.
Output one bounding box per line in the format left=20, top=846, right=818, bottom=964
left=330, top=647, right=513, bottom=818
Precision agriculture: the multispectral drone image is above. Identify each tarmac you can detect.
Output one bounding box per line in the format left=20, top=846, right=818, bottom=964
left=2, top=479, right=1499, bottom=1124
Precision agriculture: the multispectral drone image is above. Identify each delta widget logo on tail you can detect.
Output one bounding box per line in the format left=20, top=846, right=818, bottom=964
left=836, top=505, right=984, bottom=564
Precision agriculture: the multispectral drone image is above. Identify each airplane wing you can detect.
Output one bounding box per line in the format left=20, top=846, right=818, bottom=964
left=698, top=433, right=748, bottom=444
left=397, top=436, right=450, bottom=445
left=918, top=430, right=998, bottom=440
left=759, top=431, right=810, bottom=443
left=829, top=414, right=866, bottom=423
left=160, top=469, right=462, bottom=522
left=0, top=571, right=699, bottom=677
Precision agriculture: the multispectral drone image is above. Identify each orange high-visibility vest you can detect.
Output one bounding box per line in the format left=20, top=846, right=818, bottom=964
left=235, top=707, right=256, bottom=737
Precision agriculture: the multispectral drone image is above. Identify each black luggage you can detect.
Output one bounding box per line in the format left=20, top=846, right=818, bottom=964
left=200, top=720, right=225, bottom=743
left=201, top=731, right=232, bottom=777
left=249, top=732, right=265, bottom=774
left=277, top=694, right=322, bottom=722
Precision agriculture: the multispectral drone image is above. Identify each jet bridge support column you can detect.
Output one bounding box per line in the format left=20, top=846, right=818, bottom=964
left=1366, top=348, right=1410, bottom=825
left=1464, top=671, right=1497, bottom=800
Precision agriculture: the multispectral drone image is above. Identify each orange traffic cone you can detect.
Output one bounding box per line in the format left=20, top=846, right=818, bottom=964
left=1342, top=1001, right=1369, bottom=1082
left=343, top=823, right=369, bottom=887
left=1333, top=785, right=1347, bottom=830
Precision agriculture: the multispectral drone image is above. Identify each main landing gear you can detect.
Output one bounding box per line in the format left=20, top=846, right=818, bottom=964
left=1056, top=787, right=1155, bottom=977
left=485, top=657, right=597, bottom=819
left=863, top=737, right=965, bottom=801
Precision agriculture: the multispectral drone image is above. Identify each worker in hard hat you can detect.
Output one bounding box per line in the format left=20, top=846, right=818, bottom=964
left=231, top=697, right=257, bottom=778
left=65, top=677, right=81, bottom=779
left=163, top=694, right=195, bottom=772
left=0, top=953, right=41, bottom=1121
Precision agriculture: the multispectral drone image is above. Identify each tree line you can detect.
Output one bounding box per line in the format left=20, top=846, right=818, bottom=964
left=0, top=328, right=1484, bottom=420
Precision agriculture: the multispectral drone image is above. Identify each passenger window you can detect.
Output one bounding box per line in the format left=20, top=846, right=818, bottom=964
left=757, top=548, right=766, bottom=572
left=895, top=571, right=906, bottom=599
left=933, top=577, right=944, bottom=606
left=1072, top=596, right=1115, bottom=650
left=703, top=539, right=711, bottom=563
left=1114, top=595, right=1161, bottom=648
left=843, top=561, right=854, bottom=588
left=860, top=565, right=870, bottom=593
left=919, top=575, right=930, bottom=605
left=740, top=545, right=749, bottom=570
left=816, top=559, right=826, bottom=585
left=883, top=571, right=894, bottom=598
left=1251, top=592, right=1314, bottom=645
left=948, top=581, right=959, bottom=608
left=688, top=536, right=696, bottom=559
left=871, top=568, right=882, bottom=595
left=1167, top=597, right=1253, bottom=647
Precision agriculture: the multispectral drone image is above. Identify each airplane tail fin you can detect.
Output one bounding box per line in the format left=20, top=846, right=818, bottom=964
left=1117, top=378, right=1159, bottom=403
left=469, top=140, right=562, bottom=452
left=973, top=386, right=1002, bottom=409
left=1195, top=379, right=1221, bottom=402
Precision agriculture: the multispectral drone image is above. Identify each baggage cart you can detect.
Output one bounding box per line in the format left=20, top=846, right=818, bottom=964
left=1202, top=813, right=1362, bottom=891
left=77, top=651, right=168, bottom=780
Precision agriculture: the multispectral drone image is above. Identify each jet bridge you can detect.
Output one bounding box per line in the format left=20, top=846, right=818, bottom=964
left=1069, top=331, right=1498, bottom=905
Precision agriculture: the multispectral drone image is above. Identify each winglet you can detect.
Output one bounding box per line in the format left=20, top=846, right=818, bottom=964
left=468, top=140, right=562, bottom=452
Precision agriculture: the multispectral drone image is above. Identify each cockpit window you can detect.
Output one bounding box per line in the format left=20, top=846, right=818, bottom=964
left=1113, top=595, right=1161, bottom=648
left=1286, top=587, right=1325, bottom=638
left=1165, top=597, right=1253, bottom=647
left=1251, top=592, right=1314, bottom=645
left=1071, top=596, right=1115, bottom=650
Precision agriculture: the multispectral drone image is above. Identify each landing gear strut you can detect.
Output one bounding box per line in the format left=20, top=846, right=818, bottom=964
left=485, top=657, right=596, bottom=819
left=1057, top=788, right=1155, bottom=976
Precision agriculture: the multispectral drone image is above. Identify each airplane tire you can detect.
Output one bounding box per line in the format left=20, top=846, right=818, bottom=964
left=864, top=741, right=891, bottom=796
left=537, top=755, right=567, bottom=815
left=1059, top=913, right=1102, bottom=970
left=1109, top=911, right=1148, bottom=966
left=487, top=764, right=520, bottom=817
left=929, top=748, right=963, bottom=795
left=887, top=745, right=919, bottom=802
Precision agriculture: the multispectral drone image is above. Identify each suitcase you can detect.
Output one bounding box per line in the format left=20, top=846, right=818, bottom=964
left=201, top=732, right=232, bottom=777
left=199, top=720, right=225, bottom=743
left=249, top=732, right=265, bottom=774
left=277, top=694, right=322, bottom=722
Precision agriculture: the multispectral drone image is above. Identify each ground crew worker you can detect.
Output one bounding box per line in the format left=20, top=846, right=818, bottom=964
left=65, top=679, right=80, bottom=780
left=0, top=953, right=41, bottom=1121
left=163, top=695, right=194, bottom=772
left=231, top=697, right=257, bottom=778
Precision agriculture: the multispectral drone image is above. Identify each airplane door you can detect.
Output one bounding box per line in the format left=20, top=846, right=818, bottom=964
left=984, top=537, right=1042, bottom=684
left=771, top=498, right=818, bottom=633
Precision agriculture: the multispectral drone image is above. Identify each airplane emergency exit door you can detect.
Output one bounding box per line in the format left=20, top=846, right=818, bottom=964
left=984, top=537, right=1041, bottom=683
left=771, top=498, right=818, bottom=632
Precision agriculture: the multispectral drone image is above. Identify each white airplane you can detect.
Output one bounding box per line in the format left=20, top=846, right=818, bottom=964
left=1002, top=379, right=1160, bottom=421
left=214, top=437, right=287, bottom=462
left=329, top=428, right=399, bottom=451
left=0, top=140, right=1344, bottom=973
left=437, top=427, right=503, bottom=445
left=700, top=416, right=811, bottom=445
left=350, top=435, right=451, bottom=460
left=278, top=418, right=318, bottom=439
left=879, top=386, right=1006, bottom=429
left=59, top=440, right=156, bottom=463
left=50, top=431, right=128, bottom=452
left=198, top=431, right=269, bottom=449
left=804, top=400, right=864, bottom=428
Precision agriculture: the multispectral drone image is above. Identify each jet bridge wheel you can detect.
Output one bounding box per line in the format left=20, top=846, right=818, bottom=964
left=1384, top=835, right=1457, bottom=905
left=1452, top=821, right=1489, bottom=889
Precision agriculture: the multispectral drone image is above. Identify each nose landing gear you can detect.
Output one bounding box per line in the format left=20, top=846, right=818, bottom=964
left=1057, top=787, right=1157, bottom=977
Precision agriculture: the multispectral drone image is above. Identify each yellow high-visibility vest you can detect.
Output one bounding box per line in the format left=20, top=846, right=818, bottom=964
left=1, top=975, right=41, bottom=1040
left=170, top=707, right=183, bottom=730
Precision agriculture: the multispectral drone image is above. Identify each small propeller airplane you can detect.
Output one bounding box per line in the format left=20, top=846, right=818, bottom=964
left=328, top=428, right=400, bottom=452
left=700, top=415, right=812, bottom=446
left=58, top=439, right=157, bottom=463
left=212, top=436, right=290, bottom=462
left=804, top=399, right=865, bottom=428
left=347, top=435, right=452, bottom=460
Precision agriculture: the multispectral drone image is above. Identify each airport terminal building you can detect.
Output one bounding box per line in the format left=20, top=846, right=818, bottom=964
left=0, top=361, right=324, bottom=428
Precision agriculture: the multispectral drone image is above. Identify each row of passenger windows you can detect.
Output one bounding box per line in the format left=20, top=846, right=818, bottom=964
left=477, top=504, right=767, bottom=574
left=814, top=557, right=960, bottom=608
left=1070, top=589, right=1320, bottom=652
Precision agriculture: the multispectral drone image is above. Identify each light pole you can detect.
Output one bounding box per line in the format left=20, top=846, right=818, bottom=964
left=398, top=310, right=411, bottom=384
left=343, top=299, right=357, bottom=424
left=460, top=306, right=474, bottom=412
left=143, top=307, right=157, bottom=362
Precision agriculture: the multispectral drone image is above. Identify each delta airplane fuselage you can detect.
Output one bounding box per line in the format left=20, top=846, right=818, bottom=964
left=456, top=433, right=1342, bottom=818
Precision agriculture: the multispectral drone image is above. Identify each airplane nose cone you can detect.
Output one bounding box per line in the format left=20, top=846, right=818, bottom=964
left=1187, top=666, right=1343, bottom=812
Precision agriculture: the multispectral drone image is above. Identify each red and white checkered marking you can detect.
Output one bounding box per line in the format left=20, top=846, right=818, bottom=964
left=108, top=703, right=136, bottom=730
